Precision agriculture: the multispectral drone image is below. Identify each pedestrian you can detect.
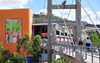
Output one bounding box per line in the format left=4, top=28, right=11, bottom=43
left=72, top=38, right=76, bottom=51
left=79, top=39, right=83, bottom=46
left=85, top=37, right=92, bottom=52
left=78, top=39, right=83, bottom=53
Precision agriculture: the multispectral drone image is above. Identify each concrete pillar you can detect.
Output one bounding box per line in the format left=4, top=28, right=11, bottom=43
left=75, top=0, right=81, bottom=43
left=43, top=49, right=45, bottom=63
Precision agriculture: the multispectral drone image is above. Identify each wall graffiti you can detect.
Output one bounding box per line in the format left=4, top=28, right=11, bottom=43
left=6, top=19, right=22, bottom=43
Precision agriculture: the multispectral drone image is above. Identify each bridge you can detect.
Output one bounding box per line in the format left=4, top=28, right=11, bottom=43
left=40, top=40, right=100, bottom=63
left=39, top=0, right=100, bottom=63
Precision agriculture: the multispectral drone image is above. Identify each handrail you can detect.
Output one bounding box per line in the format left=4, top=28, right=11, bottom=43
left=41, top=41, right=100, bottom=63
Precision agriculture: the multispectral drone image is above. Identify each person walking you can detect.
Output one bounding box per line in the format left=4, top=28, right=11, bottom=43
left=85, top=37, right=92, bottom=52
left=72, top=38, right=76, bottom=52
left=79, top=39, right=83, bottom=45
left=79, top=39, right=83, bottom=54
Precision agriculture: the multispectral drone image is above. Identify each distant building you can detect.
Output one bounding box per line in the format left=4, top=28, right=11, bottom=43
left=84, top=24, right=100, bottom=33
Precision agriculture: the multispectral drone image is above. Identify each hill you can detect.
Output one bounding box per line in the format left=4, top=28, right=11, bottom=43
left=33, top=14, right=74, bottom=26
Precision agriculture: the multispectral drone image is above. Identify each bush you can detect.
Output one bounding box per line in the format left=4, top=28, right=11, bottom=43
left=52, top=59, right=72, bottom=63
left=29, top=35, right=42, bottom=63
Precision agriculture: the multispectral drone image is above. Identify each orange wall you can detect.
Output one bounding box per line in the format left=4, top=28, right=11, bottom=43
left=0, top=9, right=32, bottom=53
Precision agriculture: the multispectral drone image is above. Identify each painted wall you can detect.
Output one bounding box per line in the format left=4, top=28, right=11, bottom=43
left=0, top=9, right=32, bottom=53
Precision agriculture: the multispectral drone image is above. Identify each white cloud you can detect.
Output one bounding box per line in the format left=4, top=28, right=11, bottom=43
left=0, top=0, right=32, bottom=9
left=36, top=9, right=47, bottom=15
left=37, top=8, right=100, bottom=24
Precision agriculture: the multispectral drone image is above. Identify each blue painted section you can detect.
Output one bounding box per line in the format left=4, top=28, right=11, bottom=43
left=32, top=21, right=87, bottom=24
left=42, top=21, right=87, bottom=23
left=27, top=53, right=54, bottom=63
left=39, top=53, right=54, bottom=61
left=27, top=57, right=32, bottom=63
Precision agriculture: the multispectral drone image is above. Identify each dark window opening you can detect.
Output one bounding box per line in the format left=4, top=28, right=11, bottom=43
left=65, top=33, right=67, bottom=36
left=56, top=30, right=59, bottom=35
left=61, top=33, right=64, bottom=35
left=34, top=25, right=47, bottom=36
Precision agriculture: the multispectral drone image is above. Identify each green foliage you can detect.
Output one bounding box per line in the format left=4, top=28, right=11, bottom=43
left=16, top=38, right=22, bottom=53
left=0, top=34, right=42, bottom=63
left=21, top=33, right=30, bottom=51
left=0, top=50, right=28, bottom=63
left=16, top=33, right=32, bottom=63
left=88, top=33, right=100, bottom=47
left=16, top=33, right=32, bottom=55
left=89, top=33, right=98, bottom=42
left=0, top=42, right=3, bottom=56
left=52, top=59, right=72, bottom=63
left=88, top=33, right=100, bottom=43
left=29, top=35, right=42, bottom=63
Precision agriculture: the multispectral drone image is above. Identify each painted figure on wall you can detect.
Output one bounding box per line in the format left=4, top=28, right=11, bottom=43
left=6, top=19, right=22, bottom=43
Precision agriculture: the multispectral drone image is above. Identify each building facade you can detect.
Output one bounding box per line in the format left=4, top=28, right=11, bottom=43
left=0, top=9, right=32, bottom=53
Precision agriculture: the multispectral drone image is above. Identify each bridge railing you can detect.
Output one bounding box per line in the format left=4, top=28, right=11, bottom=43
left=41, top=41, right=100, bottom=63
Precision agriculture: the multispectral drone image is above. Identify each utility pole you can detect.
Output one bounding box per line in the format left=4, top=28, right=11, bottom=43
left=47, top=0, right=81, bottom=63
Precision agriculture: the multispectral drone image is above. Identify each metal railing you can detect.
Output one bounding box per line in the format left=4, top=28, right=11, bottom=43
left=41, top=41, right=100, bottom=63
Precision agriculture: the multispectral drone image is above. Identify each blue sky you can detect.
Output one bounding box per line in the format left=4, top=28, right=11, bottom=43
left=26, top=0, right=100, bottom=13
left=0, top=0, right=100, bottom=24
left=27, top=0, right=100, bottom=24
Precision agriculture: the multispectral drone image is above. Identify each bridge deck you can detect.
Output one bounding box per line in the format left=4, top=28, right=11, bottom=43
left=41, top=41, right=100, bottom=63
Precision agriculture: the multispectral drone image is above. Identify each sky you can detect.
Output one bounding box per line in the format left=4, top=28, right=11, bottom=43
left=0, top=0, right=100, bottom=24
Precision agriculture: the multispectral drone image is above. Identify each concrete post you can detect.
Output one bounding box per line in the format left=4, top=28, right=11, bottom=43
left=75, top=0, right=81, bottom=43
left=47, top=0, right=53, bottom=63
left=43, top=49, right=45, bottom=63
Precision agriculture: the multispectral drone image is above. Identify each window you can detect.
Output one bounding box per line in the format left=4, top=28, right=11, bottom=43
left=56, top=30, right=59, bottom=35
left=65, top=33, right=67, bottom=36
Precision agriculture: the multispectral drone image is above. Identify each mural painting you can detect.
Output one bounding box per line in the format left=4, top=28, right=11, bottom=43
left=6, top=19, right=22, bottom=43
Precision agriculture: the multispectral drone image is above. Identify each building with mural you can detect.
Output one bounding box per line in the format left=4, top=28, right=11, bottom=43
left=0, top=9, right=32, bottom=53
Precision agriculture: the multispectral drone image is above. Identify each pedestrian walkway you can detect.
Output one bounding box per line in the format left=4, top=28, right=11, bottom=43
left=41, top=41, right=100, bottom=63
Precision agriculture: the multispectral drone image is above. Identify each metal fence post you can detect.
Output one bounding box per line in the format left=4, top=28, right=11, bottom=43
left=69, top=42, right=70, bottom=55
left=85, top=47, right=87, bottom=59
left=72, top=43, right=74, bottom=56
left=98, top=49, right=100, bottom=63
left=91, top=48, right=93, bottom=63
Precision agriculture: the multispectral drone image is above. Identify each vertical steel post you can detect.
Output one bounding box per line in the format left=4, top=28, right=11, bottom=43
left=85, top=47, right=87, bottom=59
left=91, top=48, right=93, bottom=63
left=99, top=49, right=100, bottom=63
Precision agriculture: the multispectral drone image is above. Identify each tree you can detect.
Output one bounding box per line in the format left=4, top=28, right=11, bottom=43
left=16, top=33, right=32, bottom=55
left=16, top=34, right=42, bottom=63
left=89, top=33, right=98, bottom=42
left=29, top=35, right=42, bottom=63
left=16, top=33, right=32, bottom=63
left=16, top=38, right=22, bottom=54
